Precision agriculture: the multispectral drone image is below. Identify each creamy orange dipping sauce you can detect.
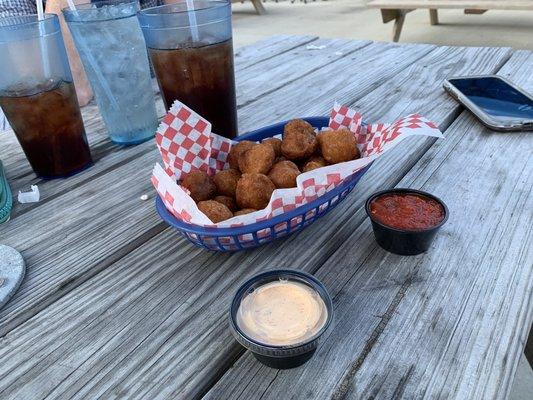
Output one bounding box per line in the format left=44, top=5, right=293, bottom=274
left=236, top=280, right=328, bottom=346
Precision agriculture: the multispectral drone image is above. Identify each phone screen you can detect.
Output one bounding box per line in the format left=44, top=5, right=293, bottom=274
left=448, top=77, right=533, bottom=122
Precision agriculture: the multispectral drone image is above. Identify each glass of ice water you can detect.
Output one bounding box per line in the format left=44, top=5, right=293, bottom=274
left=63, top=0, right=158, bottom=145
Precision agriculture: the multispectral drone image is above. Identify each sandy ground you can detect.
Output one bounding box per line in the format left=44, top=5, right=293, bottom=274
left=232, top=1, right=533, bottom=399
left=232, top=0, right=533, bottom=49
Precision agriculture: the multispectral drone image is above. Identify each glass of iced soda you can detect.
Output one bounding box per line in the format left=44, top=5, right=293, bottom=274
left=138, top=0, right=238, bottom=139
left=0, top=14, right=92, bottom=179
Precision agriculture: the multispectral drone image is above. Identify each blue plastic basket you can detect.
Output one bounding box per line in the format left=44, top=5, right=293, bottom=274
left=156, top=116, right=372, bottom=251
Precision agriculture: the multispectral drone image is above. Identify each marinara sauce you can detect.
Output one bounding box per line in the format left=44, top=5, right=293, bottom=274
left=369, top=193, right=445, bottom=231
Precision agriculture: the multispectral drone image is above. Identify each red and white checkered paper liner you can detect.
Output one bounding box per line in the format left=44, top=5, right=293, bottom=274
left=152, top=100, right=443, bottom=228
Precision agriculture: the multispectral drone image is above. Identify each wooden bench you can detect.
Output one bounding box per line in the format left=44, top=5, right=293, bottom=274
left=233, top=0, right=267, bottom=15
left=367, top=0, right=533, bottom=41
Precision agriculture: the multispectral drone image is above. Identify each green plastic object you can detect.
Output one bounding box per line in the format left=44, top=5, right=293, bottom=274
left=0, top=160, right=12, bottom=224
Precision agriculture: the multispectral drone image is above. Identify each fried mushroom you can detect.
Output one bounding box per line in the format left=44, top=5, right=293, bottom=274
left=227, top=140, right=255, bottom=171
left=262, top=137, right=282, bottom=157
left=317, top=128, right=360, bottom=164
left=238, top=143, right=275, bottom=175
left=214, top=195, right=237, bottom=212
left=234, top=208, right=257, bottom=216
left=197, top=200, right=233, bottom=223
left=281, top=119, right=318, bottom=160
left=181, top=170, right=216, bottom=202
left=236, top=173, right=275, bottom=210
left=302, top=155, right=327, bottom=172
left=268, top=160, right=300, bottom=188
left=213, top=168, right=240, bottom=197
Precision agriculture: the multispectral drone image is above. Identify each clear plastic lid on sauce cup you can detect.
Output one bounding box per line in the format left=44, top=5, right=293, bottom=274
left=229, top=269, right=333, bottom=369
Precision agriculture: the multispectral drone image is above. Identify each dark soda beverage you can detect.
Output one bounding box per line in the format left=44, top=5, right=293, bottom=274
left=149, top=39, right=238, bottom=138
left=0, top=80, right=92, bottom=179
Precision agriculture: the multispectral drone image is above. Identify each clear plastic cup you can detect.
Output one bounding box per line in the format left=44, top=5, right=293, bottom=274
left=0, top=14, right=92, bottom=179
left=63, top=0, right=158, bottom=145
left=138, top=0, right=238, bottom=138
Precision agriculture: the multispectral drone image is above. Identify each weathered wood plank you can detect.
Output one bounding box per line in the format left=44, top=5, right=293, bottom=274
left=204, top=50, right=533, bottom=400
left=368, top=0, right=533, bottom=11
left=0, top=94, right=158, bottom=220
left=338, top=131, right=532, bottom=399
left=236, top=41, right=436, bottom=133
left=0, top=40, right=432, bottom=398
left=234, top=35, right=318, bottom=72
left=429, top=8, right=439, bottom=24
left=0, top=44, right=512, bottom=400
left=341, top=50, right=533, bottom=400
left=236, top=38, right=372, bottom=106
left=381, top=8, right=403, bottom=23
left=1, top=36, right=320, bottom=218
left=392, top=10, right=407, bottom=42
left=464, top=8, right=489, bottom=13
left=0, top=38, right=383, bottom=338
left=348, top=44, right=511, bottom=126
left=0, top=151, right=166, bottom=332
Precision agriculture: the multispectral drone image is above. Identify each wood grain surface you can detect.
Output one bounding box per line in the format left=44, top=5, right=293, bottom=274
left=0, top=36, right=324, bottom=334
left=1, top=35, right=318, bottom=217
left=0, top=38, right=431, bottom=338
left=204, top=48, right=532, bottom=400
left=0, top=36, right=530, bottom=400
left=368, top=0, right=533, bottom=11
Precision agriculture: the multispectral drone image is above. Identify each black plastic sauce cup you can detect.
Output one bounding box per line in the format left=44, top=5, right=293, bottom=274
left=365, top=188, right=449, bottom=256
left=229, top=269, right=333, bottom=369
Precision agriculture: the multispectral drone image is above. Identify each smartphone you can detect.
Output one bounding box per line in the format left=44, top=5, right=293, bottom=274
left=443, top=75, right=533, bottom=131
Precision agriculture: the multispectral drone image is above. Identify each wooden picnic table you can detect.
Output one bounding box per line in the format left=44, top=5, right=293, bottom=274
left=0, top=35, right=531, bottom=400
left=367, top=0, right=533, bottom=42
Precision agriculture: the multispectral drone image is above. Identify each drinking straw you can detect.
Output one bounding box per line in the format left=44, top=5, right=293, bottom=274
left=185, top=0, right=200, bottom=42
left=65, top=0, right=120, bottom=110
left=66, top=0, right=76, bottom=12
left=36, top=0, right=51, bottom=78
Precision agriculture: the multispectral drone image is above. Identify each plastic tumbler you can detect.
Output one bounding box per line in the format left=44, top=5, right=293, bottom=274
left=63, top=0, right=158, bottom=145
left=0, top=14, right=92, bottom=179
left=138, top=0, right=238, bottom=138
